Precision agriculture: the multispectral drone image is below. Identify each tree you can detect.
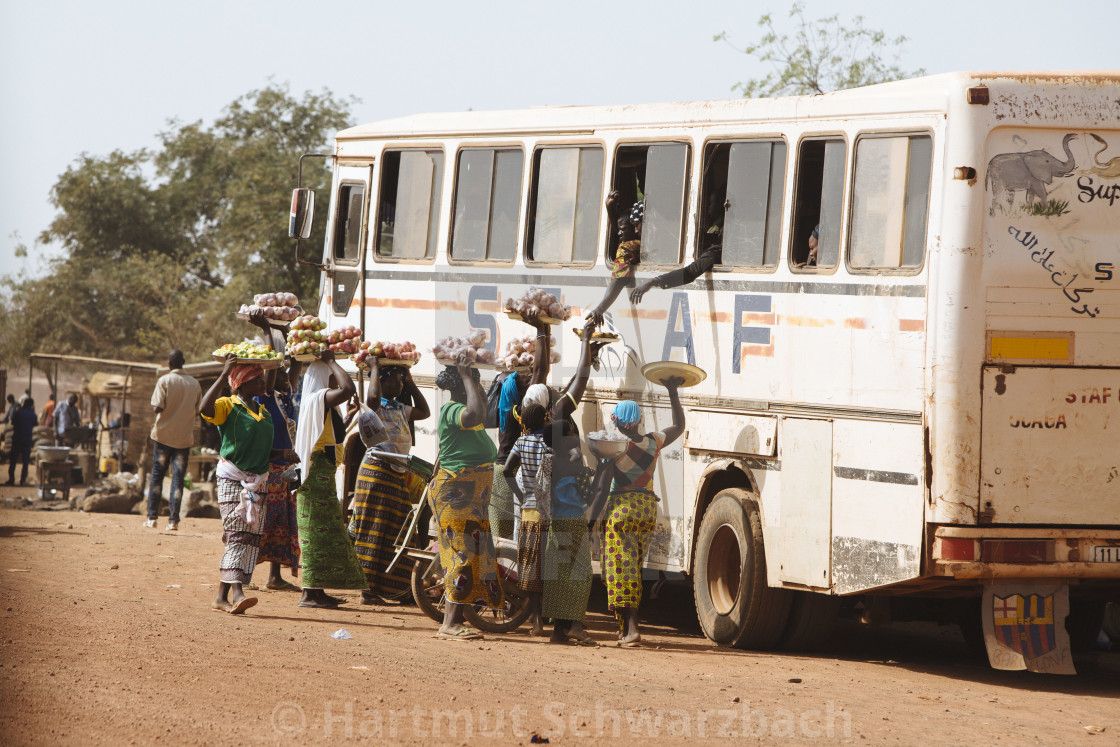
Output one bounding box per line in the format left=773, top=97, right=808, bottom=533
left=0, top=84, right=354, bottom=366
left=715, top=3, right=924, bottom=98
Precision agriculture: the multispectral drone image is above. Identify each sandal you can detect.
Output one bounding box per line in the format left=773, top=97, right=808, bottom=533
left=298, top=599, right=340, bottom=609
left=266, top=580, right=301, bottom=592
left=227, top=597, right=258, bottom=615
left=437, top=627, right=483, bottom=641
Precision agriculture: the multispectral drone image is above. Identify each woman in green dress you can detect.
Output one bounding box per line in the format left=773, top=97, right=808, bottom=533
left=430, top=354, right=503, bottom=639
left=292, top=352, right=368, bottom=608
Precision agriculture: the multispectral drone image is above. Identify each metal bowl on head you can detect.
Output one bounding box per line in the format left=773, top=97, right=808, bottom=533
left=588, top=434, right=629, bottom=461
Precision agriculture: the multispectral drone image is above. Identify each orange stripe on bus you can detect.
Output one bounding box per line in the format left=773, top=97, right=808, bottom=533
left=616, top=308, right=669, bottom=320
left=698, top=312, right=731, bottom=323
left=740, top=313, right=776, bottom=325
left=843, top=318, right=868, bottom=329
left=899, top=319, right=925, bottom=332
left=740, top=345, right=775, bottom=362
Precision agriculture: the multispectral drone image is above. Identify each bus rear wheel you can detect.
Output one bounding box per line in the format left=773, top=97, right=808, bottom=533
left=693, top=489, right=791, bottom=649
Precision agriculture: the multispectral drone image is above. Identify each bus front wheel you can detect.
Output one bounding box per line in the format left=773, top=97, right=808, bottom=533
left=693, top=489, right=791, bottom=649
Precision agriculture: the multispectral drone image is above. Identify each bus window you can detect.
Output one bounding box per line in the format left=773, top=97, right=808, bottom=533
left=450, top=148, right=524, bottom=262
left=333, top=183, right=365, bottom=265
left=701, top=140, right=787, bottom=268
left=848, top=135, right=932, bottom=270
left=376, top=149, right=444, bottom=261
left=526, top=146, right=604, bottom=265
left=791, top=138, right=846, bottom=269
left=612, top=143, right=689, bottom=267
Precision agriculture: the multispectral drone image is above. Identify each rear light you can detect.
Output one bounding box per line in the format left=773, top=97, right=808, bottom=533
left=981, top=539, right=1054, bottom=563
left=939, top=537, right=976, bottom=561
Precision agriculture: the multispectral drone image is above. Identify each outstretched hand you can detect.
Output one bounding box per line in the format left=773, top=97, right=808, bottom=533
left=629, top=281, right=654, bottom=305
left=585, top=308, right=605, bottom=328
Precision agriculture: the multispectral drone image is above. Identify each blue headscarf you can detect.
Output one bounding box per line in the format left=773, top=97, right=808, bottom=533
left=611, top=400, right=642, bottom=428
left=498, top=372, right=520, bottom=430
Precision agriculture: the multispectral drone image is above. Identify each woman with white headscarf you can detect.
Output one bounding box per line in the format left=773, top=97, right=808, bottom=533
left=587, top=376, right=685, bottom=647
left=293, top=351, right=368, bottom=608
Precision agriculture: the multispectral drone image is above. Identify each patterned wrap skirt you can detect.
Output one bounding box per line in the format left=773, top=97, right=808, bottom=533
left=541, top=516, right=593, bottom=622
left=349, top=454, right=423, bottom=595
left=516, top=510, right=544, bottom=593
left=430, top=463, right=504, bottom=609
left=489, top=463, right=516, bottom=541
left=217, top=476, right=266, bottom=585
left=602, top=488, right=658, bottom=611
left=257, top=459, right=300, bottom=573
left=296, top=450, right=368, bottom=590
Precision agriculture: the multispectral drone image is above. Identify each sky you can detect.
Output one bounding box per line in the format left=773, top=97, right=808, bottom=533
left=1, top=0, right=1117, bottom=282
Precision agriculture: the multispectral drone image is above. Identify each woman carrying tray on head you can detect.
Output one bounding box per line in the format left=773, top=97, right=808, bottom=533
left=431, top=354, right=504, bottom=640
left=588, top=376, right=686, bottom=646
left=293, top=351, right=369, bottom=608
left=200, top=356, right=276, bottom=614
left=349, top=358, right=431, bottom=605
left=246, top=311, right=301, bottom=591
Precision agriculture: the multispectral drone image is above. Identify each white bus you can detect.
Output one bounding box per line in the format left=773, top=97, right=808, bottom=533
left=290, top=71, right=1120, bottom=668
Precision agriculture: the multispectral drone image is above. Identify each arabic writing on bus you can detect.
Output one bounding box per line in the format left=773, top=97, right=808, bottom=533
left=1007, top=226, right=1100, bottom=318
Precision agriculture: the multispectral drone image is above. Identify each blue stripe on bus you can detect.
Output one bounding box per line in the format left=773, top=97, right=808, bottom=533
left=833, top=466, right=921, bottom=486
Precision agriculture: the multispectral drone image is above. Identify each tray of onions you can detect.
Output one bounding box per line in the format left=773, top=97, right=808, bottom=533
left=504, top=287, right=572, bottom=325
left=498, top=333, right=561, bottom=371
left=433, top=329, right=498, bottom=369
left=236, top=292, right=303, bottom=326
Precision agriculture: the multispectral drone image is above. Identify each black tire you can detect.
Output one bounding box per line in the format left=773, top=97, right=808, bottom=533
left=693, top=489, right=791, bottom=649
left=463, top=572, right=532, bottom=634
left=780, top=590, right=840, bottom=651
left=410, top=557, right=445, bottom=624
left=1067, top=599, right=1106, bottom=653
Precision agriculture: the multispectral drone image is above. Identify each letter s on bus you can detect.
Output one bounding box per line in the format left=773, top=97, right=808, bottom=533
left=1095, top=262, right=1114, bottom=281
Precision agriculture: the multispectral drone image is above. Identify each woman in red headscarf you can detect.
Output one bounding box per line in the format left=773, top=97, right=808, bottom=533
left=199, top=356, right=275, bottom=614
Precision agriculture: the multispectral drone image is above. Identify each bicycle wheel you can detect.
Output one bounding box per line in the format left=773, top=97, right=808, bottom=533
left=410, top=557, right=445, bottom=623
left=463, top=571, right=532, bottom=634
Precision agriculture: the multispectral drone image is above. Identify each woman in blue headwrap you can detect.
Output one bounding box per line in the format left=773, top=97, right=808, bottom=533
left=588, top=376, right=685, bottom=646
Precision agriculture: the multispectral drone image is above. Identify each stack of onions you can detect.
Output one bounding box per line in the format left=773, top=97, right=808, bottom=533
left=432, top=328, right=496, bottom=364
left=499, top=333, right=560, bottom=369
left=503, top=287, right=572, bottom=321
left=238, top=292, right=301, bottom=321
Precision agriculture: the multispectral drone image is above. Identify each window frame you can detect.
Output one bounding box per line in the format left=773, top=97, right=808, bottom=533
left=609, top=139, right=693, bottom=271
left=371, top=146, right=445, bottom=266
left=787, top=134, right=848, bottom=276
left=524, top=142, right=607, bottom=269
left=447, top=144, right=525, bottom=267
left=696, top=135, right=789, bottom=274
left=331, top=180, right=368, bottom=267
left=844, top=130, right=934, bottom=277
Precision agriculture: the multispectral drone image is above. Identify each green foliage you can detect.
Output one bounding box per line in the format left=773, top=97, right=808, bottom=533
left=715, top=3, right=924, bottom=98
left=1027, top=199, right=1070, bottom=217
left=1, top=83, right=354, bottom=366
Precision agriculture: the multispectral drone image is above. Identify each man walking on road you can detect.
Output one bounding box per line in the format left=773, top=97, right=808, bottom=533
left=144, top=351, right=201, bottom=531
left=5, top=398, right=37, bottom=486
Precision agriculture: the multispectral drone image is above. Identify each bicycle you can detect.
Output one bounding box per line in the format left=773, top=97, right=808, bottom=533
left=386, top=455, right=530, bottom=634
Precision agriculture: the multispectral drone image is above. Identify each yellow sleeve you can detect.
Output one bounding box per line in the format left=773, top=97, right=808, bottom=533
left=201, top=397, right=233, bottom=426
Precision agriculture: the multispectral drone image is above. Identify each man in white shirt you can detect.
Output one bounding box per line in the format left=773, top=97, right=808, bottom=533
left=144, top=351, right=202, bottom=530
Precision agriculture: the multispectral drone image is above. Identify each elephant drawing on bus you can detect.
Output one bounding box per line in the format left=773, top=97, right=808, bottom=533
left=986, top=133, right=1077, bottom=213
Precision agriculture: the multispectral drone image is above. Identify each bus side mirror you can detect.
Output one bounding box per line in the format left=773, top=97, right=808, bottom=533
left=289, top=188, right=315, bottom=240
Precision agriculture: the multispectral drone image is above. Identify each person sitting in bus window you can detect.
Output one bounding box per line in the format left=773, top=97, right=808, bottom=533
left=585, top=191, right=642, bottom=327
left=795, top=225, right=819, bottom=268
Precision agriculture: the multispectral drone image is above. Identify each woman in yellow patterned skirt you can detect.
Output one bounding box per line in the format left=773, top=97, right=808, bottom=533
left=588, top=376, right=685, bottom=647
left=350, top=360, right=430, bottom=604
left=431, top=354, right=503, bottom=639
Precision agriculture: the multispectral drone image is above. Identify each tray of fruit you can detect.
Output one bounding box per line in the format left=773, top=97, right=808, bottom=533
left=211, top=343, right=283, bottom=368
left=503, top=287, right=572, bottom=325
left=572, top=328, right=620, bottom=342
left=354, top=340, right=422, bottom=371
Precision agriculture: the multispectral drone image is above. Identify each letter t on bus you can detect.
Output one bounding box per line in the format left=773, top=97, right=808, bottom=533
left=732, top=294, right=773, bottom=374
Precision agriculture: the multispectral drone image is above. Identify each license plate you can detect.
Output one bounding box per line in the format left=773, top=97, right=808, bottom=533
left=1091, top=545, right=1120, bottom=562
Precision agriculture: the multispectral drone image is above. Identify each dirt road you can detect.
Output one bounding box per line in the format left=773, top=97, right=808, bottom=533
left=0, top=506, right=1116, bottom=745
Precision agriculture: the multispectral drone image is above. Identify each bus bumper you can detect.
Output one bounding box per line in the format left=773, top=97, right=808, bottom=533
left=931, top=526, right=1120, bottom=580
